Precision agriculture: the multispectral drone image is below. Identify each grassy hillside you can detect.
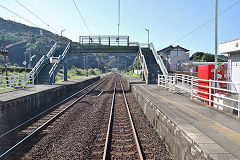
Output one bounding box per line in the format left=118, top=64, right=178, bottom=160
left=0, top=17, right=135, bottom=72
left=0, top=17, right=70, bottom=67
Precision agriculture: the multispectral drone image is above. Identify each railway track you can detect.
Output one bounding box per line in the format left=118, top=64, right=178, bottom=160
left=0, top=74, right=172, bottom=159
left=92, top=78, right=144, bottom=159
left=0, top=76, right=110, bottom=159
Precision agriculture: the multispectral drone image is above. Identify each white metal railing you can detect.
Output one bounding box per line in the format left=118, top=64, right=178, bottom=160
left=30, top=55, right=45, bottom=75
left=49, top=42, right=71, bottom=84
left=158, top=75, right=176, bottom=92
left=0, top=74, right=34, bottom=92
left=79, top=36, right=131, bottom=46
left=139, top=46, right=149, bottom=84
left=139, top=43, right=149, bottom=48
left=150, top=43, right=168, bottom=76
left=175, top=73, right=197, bottom=87
left=30, top=42, right=57, bottom=78
left=158, top=74, right=240, bottom=117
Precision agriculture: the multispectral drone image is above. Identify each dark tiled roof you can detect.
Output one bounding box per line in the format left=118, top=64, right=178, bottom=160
left=157, top=45, right=189, bottom=53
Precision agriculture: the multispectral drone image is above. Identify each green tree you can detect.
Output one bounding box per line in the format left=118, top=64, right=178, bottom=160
left=190, top=52, right=227, bottom=62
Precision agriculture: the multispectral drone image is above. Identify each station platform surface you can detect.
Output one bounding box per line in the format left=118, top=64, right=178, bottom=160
left=126, top=76, right=240, bottom=160
left=0, top=76, right=96, bottom=103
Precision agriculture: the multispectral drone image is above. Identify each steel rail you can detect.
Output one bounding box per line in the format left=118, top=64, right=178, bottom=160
left=120, top=80, right=144, bottom=160
left=0, top=78, right=106, bottom=159
left=0, top=78, right=103, bottom=139
left=102, top=81, right=116, bottom=160
left=102, top=79, right=143, bottom=160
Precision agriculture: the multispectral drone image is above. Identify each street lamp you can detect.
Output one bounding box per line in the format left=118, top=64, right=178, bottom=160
left=30, top=55, right=36, bottom=68
left=61, top=29, right=65, bottom=37
left=145, top=29, right=149, bottom=48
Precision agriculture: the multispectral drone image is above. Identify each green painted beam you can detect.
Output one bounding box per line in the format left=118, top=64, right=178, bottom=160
left=70, top=43, right=139, bottom=54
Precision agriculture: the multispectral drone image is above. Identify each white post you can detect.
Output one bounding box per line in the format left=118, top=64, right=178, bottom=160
left=191, top=78, right=193, bottom=100
left=174, top=75, right=176, bottom=93
left=159, top=75, right=162, bottom=87
left=209, top=81, right=212, bottom=106
left=182, top=75, right=184, bottom=86
left=238, top=85, right=240, bottom=118
left=166, top=76, right=168, bottom=90
left=9, top=76, right=12, bottom=89
left=175, top=73, right=177, bottom=85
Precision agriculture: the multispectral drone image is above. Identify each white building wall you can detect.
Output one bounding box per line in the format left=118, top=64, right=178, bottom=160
left=230, top=53, right=240, bottom=92
left=219, top=39, right=240, bottom=54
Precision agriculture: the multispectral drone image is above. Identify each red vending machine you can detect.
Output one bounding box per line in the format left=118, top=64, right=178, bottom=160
left=197, top=64, right=224, bottom=105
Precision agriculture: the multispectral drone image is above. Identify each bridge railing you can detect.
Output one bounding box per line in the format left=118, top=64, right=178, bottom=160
left=30, top=42, right=57, bottom=79
left=158, top=74, right=240, bottom=117
left=150, top=43, right=168, bottom=76
left=49, top=42, right=71, bottom=84
left=79, top=36, right=131, bottom=46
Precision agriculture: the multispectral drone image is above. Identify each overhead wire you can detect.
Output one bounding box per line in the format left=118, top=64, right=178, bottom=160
left=171, top=0, right=240, bottom=45
left=0, top=4, right=38, bottom=28
left=73, top=0, right=91, bottom=35
left=13, top=0, right=60, bottom=35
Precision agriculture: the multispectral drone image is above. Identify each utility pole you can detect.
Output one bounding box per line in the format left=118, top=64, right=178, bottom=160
left=145, top=29, right=149, bottom=48
left=118, top=0, right=120, bottom=46
left=1, top=36, right=8, bottom=83
left=214, top=0, right=218, bottom=92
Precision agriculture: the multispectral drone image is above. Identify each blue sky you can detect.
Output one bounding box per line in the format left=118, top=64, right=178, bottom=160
left=0, top=0, right=239, bottom=55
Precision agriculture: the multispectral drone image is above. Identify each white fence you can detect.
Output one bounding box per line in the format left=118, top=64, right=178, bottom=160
left=0, top=74, right=34, bottom=92
left=158, top=74, right=240, bottom=117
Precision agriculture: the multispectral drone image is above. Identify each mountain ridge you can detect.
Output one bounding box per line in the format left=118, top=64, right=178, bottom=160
left=0, top=17, right=70, bottom=67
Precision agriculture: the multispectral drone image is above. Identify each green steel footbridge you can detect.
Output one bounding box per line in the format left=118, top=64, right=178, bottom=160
left=30, top=35, right=168, bottom=84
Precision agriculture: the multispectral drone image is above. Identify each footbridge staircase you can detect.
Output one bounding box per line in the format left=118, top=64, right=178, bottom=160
left=30, top=42, right=71, bottom=84
left=31, top=35, right=167, bottom=84
left=30, top=42, right=57, bottom=84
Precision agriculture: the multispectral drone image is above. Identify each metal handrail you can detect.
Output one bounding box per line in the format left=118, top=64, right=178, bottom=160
left=150, top=43, right=168, bottom=77
left=30, top=55, right=45, bottom=74
left=0, top=74, right=34, bottom=91
left=79, top=35, right=130, bottom=46
left=49, top=42, right=71, bottom=83
left=46, top=42, right=57, bottom=58
left=30, top=42, right=57, bottom=79
left=158, top=74, right=240, bottom=117
left=138, top=46, right=149, bottom=84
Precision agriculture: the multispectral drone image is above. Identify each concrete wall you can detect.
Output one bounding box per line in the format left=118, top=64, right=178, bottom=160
left=0, top=76, right=100, bottom=134
left=131, top=85, right=208, bottom=160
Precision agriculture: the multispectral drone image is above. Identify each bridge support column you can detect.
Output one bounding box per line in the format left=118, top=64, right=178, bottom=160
left=142, top=71, right=145, bottom=81
left=63, top=63, right=67, bottom=81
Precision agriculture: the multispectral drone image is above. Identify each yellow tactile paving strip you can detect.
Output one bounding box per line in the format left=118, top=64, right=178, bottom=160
left=158, top=94, right=240, bottom=144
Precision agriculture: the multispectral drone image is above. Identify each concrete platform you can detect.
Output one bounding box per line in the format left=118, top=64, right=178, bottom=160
left=127, top=76, right=240, bottom=160
left=0, top=76, right=97, bottom=103
left=0, top=76, right=100, bottom=135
